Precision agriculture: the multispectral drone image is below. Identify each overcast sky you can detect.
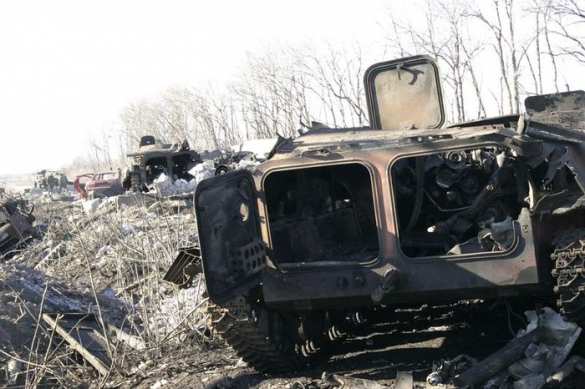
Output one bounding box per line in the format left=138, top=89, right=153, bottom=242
left=0, top=0, right=390, bottom=175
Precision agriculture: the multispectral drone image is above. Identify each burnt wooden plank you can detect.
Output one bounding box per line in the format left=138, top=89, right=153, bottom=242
left=42, top=313, right=111, bottom=376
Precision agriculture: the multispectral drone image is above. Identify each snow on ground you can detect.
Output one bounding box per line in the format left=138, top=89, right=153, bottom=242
left=149, top=161, right=215, bottom=197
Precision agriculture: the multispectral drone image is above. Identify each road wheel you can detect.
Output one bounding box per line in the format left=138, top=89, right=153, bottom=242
left=208, top=296, right=328, bottom=374
left=215, top=165, right=230, bottom=176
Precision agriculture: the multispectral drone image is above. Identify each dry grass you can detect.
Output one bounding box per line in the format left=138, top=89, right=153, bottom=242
left=1, top=195, right=224, bottom=387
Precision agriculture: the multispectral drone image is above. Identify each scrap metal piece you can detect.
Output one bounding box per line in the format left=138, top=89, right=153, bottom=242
left=453, top=327, right=545, bottom=387
left=163, top=246, right=201, bottom=288
left=426, top=354, right=476, bottom=386
left=455, top=308, right=582, bottom=388
left=0, top=198, right=36, bottom=258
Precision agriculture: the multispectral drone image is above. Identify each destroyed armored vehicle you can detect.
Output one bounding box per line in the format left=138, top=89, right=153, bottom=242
left=0, top=198, right=36, bottom=258
left=123, top=135, right=202, bottom=192
left=166, top=55, right=585, bottom=373
left=33, top=170, right=69, bottom=192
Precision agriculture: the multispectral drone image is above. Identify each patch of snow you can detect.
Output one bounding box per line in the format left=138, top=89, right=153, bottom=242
left=121, top=223, right=137, bottom=236
left=236, top=158, right=261, bottom=171
left=150, top=174, right=192, bottom=196
left=188, top=161, right=215, bottom=183
left=96, top=245, right=112, bottom=259
left=235, top=137, right=279, bottom=160
left=150, top=378, right=168, bottom=389
left=150, top=161, right=215, bottom=197
left=81, top=196, right=117, bottom=215
left=148, top=275, right=206, bottom=339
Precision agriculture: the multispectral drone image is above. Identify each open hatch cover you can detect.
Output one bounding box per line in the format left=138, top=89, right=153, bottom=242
left=365, top=55, right=445, bottom=131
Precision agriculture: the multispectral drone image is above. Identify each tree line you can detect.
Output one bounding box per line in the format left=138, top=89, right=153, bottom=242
left=76, top=0, right=584, bottom=173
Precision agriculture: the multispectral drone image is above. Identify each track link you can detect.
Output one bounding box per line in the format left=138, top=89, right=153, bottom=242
left=208, top=297, right=309, bottom=374
left=552, top=228, right=585, bottom=323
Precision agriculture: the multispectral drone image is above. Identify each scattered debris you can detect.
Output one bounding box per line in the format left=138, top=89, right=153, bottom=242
left=426, top=354, right=476, bottom=386
left=0, top=197, right=36, bottom=258
left=454, top=308, right=581, bottom=388
left=0, top=196, right=208, bottom=387
left=150, top=173, right=198, bottom=196
left=211, top=137, right=279, bottom=175
left=290, top=372, right=389, bottom=389
left=163, top=246, right=201, bottom=288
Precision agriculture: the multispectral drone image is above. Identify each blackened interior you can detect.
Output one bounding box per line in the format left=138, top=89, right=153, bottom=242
left=265, top=164, right=378, bottom=264
left=391, top=147, right=525, bottom=257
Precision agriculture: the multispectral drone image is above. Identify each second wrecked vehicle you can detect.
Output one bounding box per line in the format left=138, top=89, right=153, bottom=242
left=123, top=135, right=202, bottom=192
left=167, top=55, right=585, bottom=373
left=74, top=171, right=123, bottom=199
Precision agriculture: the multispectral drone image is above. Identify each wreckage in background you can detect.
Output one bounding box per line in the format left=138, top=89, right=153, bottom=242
left=212, top=137, right=282, bottom=175
left=0, top=198, right=36, bottom=259
left=122, top=134, right=282, bottom=195
left=33, top=170, right=69, bottom=192
left=122, top=135, right=203, bottom=192
left=74, top=171, right=123, bottom=199
left=167, top=55, right=585, bottom=382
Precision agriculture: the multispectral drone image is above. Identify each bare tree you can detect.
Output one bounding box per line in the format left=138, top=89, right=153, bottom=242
left=294, top=44, right=368, bottom=127
left=471, top=0, right=517, bottom=113
left=550, top=0, right=585, bottom=65
left=385, top=0, right=488, bottom=122
left=234, top=50, right=310, bottom=139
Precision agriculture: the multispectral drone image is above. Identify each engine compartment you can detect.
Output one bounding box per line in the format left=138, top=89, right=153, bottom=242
left=392, top=146, right=527, bottom=257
